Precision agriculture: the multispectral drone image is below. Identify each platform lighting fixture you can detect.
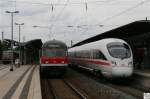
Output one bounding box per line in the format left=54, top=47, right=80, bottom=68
left=15, top=22, right=24, bottom=67
left=32, top=25, right=38, bottom=28
left=33, top=25, right=52, bottom=39
left=32, top=25, right=49, bottom=28
left=67, top=25, right=88, bottom=30
left=67, top=25, right=73, bottom=27
left=5, top=10, right=19, bottom=71
left=99, top=25, right=104, bottom=27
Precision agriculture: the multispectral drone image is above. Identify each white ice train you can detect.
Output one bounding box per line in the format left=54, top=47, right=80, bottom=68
left=68, top=38, right=133, bottom=78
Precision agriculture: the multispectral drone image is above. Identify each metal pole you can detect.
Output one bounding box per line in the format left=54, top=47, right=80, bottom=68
left=15, top=23, right=24, bottom=66
left=71, top=40, right=73, bottom=47
left=10, top=13, right=14, bottom=71
left=19, top=25, right=20, bottom=43
left=18, top=24, right=21, bottom=66
left=5, top=11, right=19, bottom=71
left=2, top=32, right=4, bottom=41
left=23, top=36, right=26, bottom=65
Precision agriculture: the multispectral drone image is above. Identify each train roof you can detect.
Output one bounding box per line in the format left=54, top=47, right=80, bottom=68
left=69, top=38, right=127, bottom=51
left=42, top=40, right=67, bottom=48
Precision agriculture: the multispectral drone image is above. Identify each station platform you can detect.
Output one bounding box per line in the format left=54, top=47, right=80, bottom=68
left=0, top=65, right=42, bottom=99
left=134, top=69, right=150, bottom=78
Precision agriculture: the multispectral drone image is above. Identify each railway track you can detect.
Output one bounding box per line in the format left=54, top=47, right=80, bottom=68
left=100, top=79, right=143, bottom=99
left=41, top=78, right=87, bottom=99
left=71, top=67, right=148, bottom=99
left=41, top=68, right=150, bottom=99
left=99, top=75, right=150, bottom=99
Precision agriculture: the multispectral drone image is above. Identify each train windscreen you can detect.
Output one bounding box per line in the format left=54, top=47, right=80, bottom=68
left=42, top=49, right=66, bottom=57
left=107, top=43, right=131, bottom=59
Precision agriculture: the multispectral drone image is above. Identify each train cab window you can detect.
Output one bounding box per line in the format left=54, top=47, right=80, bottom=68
left=107, top=42, right=131, bottom=59
left=76, top=51, right=81, bottom=58
left=42, top=49, right=66, bottom=57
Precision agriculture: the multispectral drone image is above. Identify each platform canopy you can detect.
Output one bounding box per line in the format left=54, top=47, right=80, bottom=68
left=3, top=39, right=19, bottom=47
left=2, top=39, right=42, bottom=49
left=20, top=39, right=42, bottom=64
left=22, top=39, right=42, bottom=49
left=72, top=20, right=150, bottom=48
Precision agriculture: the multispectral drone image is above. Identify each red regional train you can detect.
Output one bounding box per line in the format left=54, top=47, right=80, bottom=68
left=40, top=40, right=68, bottom=76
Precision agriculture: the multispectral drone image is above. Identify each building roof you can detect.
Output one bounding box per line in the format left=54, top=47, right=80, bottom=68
left=72, top=20, right=150, bottom=47
left=24, top=39, right=42, bottom=49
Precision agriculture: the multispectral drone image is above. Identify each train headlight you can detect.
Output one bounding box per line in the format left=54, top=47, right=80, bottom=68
left=128, top=62, right=133, bottom=67
left=45, top=61, right=49, bottom=64
left=111, top=61, right=117, bottom=66
left=61, top=61, right=64, bottom=63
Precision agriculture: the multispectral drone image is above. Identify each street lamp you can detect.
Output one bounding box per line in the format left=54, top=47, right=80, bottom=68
left=15, top=22, right=24, bottom=67
left=5, top=10, right=19, bottom=71
left=33, top=25, right=51, bottom=39
left=67, top=25, right=88, bottom=30
left=33, top=25, right=49, bottom=28
left=32, top=25, right=38, bottom=28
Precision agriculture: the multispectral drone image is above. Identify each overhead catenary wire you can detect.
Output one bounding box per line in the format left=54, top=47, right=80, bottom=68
left=78, top=0, right=150, bottom=41
left=1, top=0, right=112, bottom=6
left=48, top=0, right=61, bottom=22
left=77, top=0, right=117, bottom=36
left=61, top=0, right=117, bottom=41
left=69, top=0, right=150, bottom=28
left=97, top=0, right=150, bottom=25
left=47, top=0, right=61, bottom=39
left=5, top=0, right=147, bottom=7
left=49, top=0, right=70, bottom=39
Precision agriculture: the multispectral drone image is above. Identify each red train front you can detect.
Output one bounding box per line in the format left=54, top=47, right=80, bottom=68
left=40, top=40, right=68, bottom=76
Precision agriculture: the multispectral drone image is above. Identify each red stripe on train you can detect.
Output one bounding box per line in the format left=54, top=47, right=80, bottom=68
left=70, top=58, right=110, bottom=66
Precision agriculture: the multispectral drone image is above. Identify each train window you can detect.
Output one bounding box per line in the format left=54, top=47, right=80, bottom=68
left=84, top=50, right=90, bottom=58
left=42, top=49, right=66, bottom=57
left=73, top=50, right=92, bottom=59
left=107, top=43, right=131, bottom=59
left=76, top=51, right=80, bottom=58
left=93, top=50, right=107, bottom=60
left=68, top=52, right=71, bottom=57
left=99, top=51, right=107, bottom=60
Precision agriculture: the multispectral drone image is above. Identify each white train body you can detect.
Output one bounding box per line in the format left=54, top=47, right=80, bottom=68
left=68, top=38, right=133, bottom=78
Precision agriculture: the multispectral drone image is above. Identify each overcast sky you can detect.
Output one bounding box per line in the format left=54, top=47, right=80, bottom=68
left=0, top=0, right=150, bottom=46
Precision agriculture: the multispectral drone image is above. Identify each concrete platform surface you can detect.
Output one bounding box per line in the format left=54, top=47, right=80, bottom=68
left=0, top=65, right=42, bottom=99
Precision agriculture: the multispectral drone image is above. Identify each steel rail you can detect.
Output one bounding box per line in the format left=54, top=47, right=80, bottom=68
left=63, top=79, right=88, bottom=99
left=47, top=80, right=59, bottom=99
